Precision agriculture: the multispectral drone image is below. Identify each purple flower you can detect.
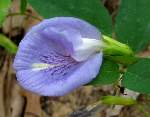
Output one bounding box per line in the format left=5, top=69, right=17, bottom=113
left=13, top=17, right=103, bottom=96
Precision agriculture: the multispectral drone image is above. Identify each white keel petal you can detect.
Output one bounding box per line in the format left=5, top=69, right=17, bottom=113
left=72, top=38, right=103, bottom=61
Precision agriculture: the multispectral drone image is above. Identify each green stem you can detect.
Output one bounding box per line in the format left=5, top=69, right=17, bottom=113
left=0, top=34, right=17, bottom=54
left=101, top=96, right=137, bottom=106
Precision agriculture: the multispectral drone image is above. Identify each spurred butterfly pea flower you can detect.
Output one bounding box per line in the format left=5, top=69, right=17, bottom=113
left=13, top=17, right=103, bottom=96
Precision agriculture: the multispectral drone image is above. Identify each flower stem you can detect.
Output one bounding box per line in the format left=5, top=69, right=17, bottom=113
left=100, top=96, right=137, bottom=106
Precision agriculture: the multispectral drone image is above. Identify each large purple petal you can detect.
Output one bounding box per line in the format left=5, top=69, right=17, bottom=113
left=16, top=53, right=102, bottom=96
left=29, top=17, right=101, bottom=40
left=13, top=17, right=103, bottom=96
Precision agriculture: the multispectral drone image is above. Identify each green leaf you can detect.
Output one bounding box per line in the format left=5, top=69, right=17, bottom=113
left=0, top=0, right=11, bottom=26
left=20, top=0, right=27, bottom=13
left=89, top=59, right=120, bottom=85
left=115, top=0, right=150, bottom=52
left=0, top=34, right=17, bottom=54
left=122, top=58, right=150, bottom=93
left=28, top=0, right=112, bottom=35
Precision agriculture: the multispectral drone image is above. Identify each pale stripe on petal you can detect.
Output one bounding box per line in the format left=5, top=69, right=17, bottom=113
left=32, top=63, right=60, bottom=71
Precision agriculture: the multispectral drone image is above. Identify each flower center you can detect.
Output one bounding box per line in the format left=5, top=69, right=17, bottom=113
left=32, top=51, right=79, bottom=77
left=71, top=38, right=102, bottom=61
